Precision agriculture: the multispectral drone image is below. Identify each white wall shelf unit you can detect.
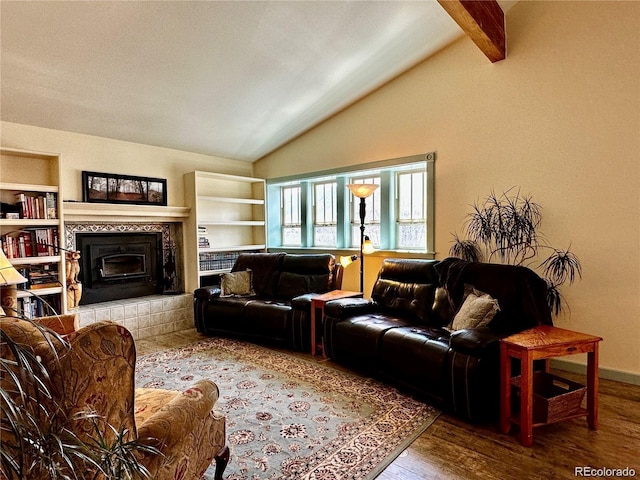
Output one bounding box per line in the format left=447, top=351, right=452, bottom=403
left=1, top=147, right=67, bottom=316
left=184, top=171, right=266, bottom=291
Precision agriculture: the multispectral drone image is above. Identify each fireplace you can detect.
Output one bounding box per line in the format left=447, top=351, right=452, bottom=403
left=76, top=232, right=163, bottom=305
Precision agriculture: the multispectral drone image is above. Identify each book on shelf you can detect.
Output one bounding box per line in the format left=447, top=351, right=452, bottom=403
left=198, top=250, right=257, bottom=271
left=46, top=192, right=57, bottom=219
left=24, top=263, right=60, bottom=290
left=19, top=294, right=61, bottom=318
left=12, top=192, right=57, bottom=219
left=1, top=227, right=59, bottom=258
left=29, top=282, right=61, bottom=290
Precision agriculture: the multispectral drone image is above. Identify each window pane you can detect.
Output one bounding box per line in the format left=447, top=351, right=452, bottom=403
left=398, top=171, right=426, bottom=221
left=282, top=226, right=301, bottom=246
left=282, top=186, right=301, bottom=225
left=314, top=226, right=337, bottom=247
left=313, top=181, right=337, bottom=246
left=397, top=170, right=426, bottom=249
left=412, top=172, right=425, bottom=219
left=282, top=186, right=301, bottom=246
left=398, top=223, right=426, bottom=249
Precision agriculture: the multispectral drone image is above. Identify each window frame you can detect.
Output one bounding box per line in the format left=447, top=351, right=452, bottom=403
left=266, top=152, right=435, bottom=255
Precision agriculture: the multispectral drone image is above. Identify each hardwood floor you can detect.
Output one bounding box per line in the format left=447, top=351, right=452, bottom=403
left=136, top=329, right=640, bottom=480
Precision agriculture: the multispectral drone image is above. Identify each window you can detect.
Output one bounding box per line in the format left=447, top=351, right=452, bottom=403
left=266, top=152, right=435, bottom=253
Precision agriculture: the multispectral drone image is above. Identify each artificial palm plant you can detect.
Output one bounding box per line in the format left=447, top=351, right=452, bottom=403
left=450, top=187, right=582, bottom=315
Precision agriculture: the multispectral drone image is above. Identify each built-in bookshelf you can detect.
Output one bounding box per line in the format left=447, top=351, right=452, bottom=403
left=184, top=171, right=266, bottom=291
left=0, top=147, right=67, bottom=316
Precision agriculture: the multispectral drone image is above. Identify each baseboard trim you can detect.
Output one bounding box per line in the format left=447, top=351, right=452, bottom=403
left=551, top=359, right=640, bottom=386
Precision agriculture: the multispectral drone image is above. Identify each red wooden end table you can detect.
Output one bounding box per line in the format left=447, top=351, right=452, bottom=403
left=310, top=289, right=363, bottom=356
left=500, top=325, right=602, bottom=447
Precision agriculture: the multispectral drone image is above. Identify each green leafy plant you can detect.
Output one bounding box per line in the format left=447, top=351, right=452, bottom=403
left=0, top=316, right=161, bottom=480
left=450, top=187, right=582, bottom=315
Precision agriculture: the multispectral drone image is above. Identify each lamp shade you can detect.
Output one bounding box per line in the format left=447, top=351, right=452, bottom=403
left=0, top=249, right=28, bottom=286
left=339, top=254, right=358, bottom=268
left=346, top=183, right=379, bottom=199
left=362, top=236, right=376, bottom=255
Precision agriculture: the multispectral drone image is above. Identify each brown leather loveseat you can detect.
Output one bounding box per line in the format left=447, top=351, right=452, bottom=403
left=194, top=252, right=343, bottom=351
left=323, top=257, right=552, bottom=422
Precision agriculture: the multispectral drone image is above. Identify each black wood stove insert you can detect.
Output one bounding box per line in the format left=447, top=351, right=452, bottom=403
left=76, top=232, right=163, bottom=305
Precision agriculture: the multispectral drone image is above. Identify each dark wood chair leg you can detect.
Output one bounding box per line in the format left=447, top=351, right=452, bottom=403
left=214, top=445, right=230, bottom=480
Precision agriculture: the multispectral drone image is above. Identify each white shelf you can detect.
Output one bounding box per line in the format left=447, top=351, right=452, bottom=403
left=199, top=268, right=231, bottom=277
left=199, top=244, right=266, bottom=253
left=8, top=255, right=61, bottom=265
left=17, top=286, right=64, bottom=298
left=64, top=201, right=190, bottom=222
left=0, top=219, right=60, bottom=227
left=0, top=182, right=59, bottom=193
left=198, top=196, right=264, bottom=205
left=198, top=220, right=265, bottom=226
left=184, top=170, right=266, bottom=291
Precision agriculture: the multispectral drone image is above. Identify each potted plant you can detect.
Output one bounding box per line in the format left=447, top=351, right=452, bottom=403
left=450, top=187, right=581, bottom=315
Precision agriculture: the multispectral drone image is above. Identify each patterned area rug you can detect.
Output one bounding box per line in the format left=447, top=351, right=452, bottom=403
left=135, top=337, right=440, bottom=480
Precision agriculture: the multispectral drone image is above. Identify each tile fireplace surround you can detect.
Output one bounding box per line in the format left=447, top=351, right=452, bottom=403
left=77, top=294, right=193, bottom=340
left=66, top=221, right=191, bottom=340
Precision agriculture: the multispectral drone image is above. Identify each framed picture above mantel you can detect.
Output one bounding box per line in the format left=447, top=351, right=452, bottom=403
left=82, top=171, right=167, bottom=206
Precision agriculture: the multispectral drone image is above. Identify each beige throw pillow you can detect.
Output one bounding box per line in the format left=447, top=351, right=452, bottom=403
left=450, top=285, right=500, bottom=331
left=220, top=269, right=255, bottom=297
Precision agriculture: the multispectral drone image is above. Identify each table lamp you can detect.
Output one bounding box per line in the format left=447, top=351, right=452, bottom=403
left=0, top=249, right=28, bottom=316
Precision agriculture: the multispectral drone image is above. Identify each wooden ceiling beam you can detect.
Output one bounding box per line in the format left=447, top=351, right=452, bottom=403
left=438, top=0, right=506, bottom=63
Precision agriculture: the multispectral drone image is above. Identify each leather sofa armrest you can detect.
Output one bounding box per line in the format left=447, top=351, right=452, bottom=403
left=194, top=286, right=221, bottom=300
left=291, top=293, right=318, bottom=310
left=449, top=326, right=505, bottom=357
left=324, top=297, right=376, bottom=319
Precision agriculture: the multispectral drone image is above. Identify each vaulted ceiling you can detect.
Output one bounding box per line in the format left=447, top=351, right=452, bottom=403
left=1, top=1, right=511, bottom=162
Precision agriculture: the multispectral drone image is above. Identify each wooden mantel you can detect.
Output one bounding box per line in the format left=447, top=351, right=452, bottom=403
left=63, top=201, right=190, bottom=223
left=438, top=0, right=506, bottom=63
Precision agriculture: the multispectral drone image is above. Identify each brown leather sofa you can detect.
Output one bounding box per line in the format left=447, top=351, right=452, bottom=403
left=323, top=257, right=552, bottom=422
left=194, top=253, right=343, bottom=351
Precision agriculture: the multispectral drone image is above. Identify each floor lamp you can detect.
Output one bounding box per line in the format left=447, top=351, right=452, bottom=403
left=346, top=183, right=378, bottom=292
left=0, top=249, right=28, bottom=317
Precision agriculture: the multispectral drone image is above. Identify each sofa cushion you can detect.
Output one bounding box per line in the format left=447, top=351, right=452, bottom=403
left=370, top=258, right=441, bottom=325
left=450, top=285, right=500, bottom=331
left=276, top=254, right=336, bottom=298
left=220, top=269, right=255, bottom=297
left=372, top=279, right=436, bottom=324
left=232, top=253, right=285, bottom=296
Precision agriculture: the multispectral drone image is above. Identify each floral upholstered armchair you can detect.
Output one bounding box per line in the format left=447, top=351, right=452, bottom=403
left=0, top=317, right=229, bottom=480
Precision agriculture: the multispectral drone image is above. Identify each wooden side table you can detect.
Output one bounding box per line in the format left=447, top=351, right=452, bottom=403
left=499, top=325, right=602, bottom=447
left=310, top=290, right=362, bottom=356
